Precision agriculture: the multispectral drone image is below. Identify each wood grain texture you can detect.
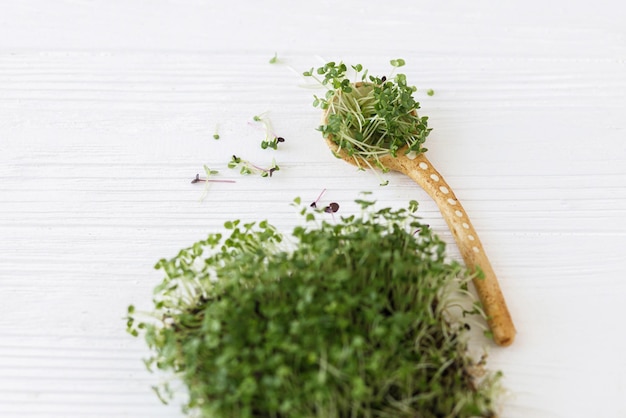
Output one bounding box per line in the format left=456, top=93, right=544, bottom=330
left=1, top=1, right=625, bottom=417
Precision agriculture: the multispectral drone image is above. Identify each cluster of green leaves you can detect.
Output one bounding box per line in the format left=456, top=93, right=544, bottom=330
left=228, top=155, right=280, bottom=177
left=261, top=136, right=285, bottom=150
left=304, top=59, right=433, bottom=171
left=127, top=199, right=501, bottom=418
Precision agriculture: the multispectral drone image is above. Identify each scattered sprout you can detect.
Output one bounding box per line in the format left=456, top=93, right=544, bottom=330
left=252, top=113, right=285, bottom=150
left=191, top=166, right=235, bottom=200
left=427, top=88, right=435, bottom=96
left=261, top=136, right=285, bottom=150
left=309, top=189, right=339, bottom=215
left=309, top=188, right=327, bottom=208
left=228, top=155, right=280, bottom=177
left=191, top=166, right=236, bottom=184
left=269, top=52, right=279, bottom=64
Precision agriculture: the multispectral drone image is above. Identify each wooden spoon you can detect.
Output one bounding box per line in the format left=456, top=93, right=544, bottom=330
left=322, top=88, right=516, bottom=347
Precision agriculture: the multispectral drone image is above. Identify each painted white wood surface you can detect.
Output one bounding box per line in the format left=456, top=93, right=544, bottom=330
left=1, top=1, right=625, bottom=417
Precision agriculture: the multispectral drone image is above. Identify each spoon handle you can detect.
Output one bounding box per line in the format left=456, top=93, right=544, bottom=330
left=399, top=154, right=515, bottom=346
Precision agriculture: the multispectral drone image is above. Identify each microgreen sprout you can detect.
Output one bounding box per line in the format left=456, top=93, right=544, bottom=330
left=304, top=59, right=433, bottom=171
left=252, top=113, right=286, bottom=150
left=213, top=125, right=220, bottom=140
left=127, top=199, right=503, bottom=417
left=261, top=136, right=285, bottom=150
left=309, top=188, right=327, bottom=208
left=191, top=174, right=236, bottom=184
left=309, top=189, right=339, bottom=216
left=228, top=155, right=280, bottom=177
left=269, top=52, right=279, bottom=64
left=190, top=166, right=236, bottom=184
left=191, top=166, right=235, bottom=200
left=427, top=88, right=435, bottom=96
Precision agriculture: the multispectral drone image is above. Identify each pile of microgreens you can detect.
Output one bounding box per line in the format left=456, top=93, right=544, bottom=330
left=303, top=59, right=432, bottom=173
left=126, top=197, right=502, bottom=418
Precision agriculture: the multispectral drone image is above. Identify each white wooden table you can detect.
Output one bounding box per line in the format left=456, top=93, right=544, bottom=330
left=1, top=1, right=625, bottom=417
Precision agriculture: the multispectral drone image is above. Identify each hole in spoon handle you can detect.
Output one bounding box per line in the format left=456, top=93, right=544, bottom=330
left=404, top=154, right=516, bottom=346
